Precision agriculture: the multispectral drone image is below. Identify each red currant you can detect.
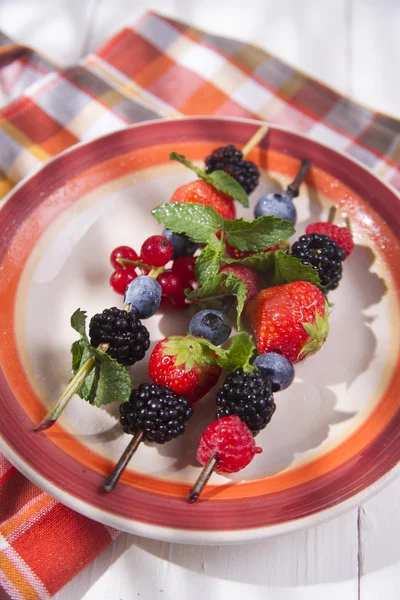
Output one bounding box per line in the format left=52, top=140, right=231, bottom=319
left=110, top=269, right=137, bottom=295
left=140, top=235, right=173, bottom=267
left=172, top=256, right=196, bottom=285
left=169, top=288, right=190, bottom=309
left=110, top=246, right=139, bottom=271
left=157, top=271, right=184, bottom=297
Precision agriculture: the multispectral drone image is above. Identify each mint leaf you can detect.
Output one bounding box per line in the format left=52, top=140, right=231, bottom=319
left=169, top=153, right=249, bottom=206
left=186, top=272, right=247, bottom=329
left=274, top=251, right=324, bottom=290
left=224, top=216, right=294, bottom=251
left=207, top=170, right=249, bottom=208
left=195, top=235, right=224, bottom=285
left=169, top=152, right=207, bottom=179
left=216, top=332, right=256, bottom=373
left=70, top=309, right=88, bottom=340
left=71, top=339, right=86, bottom=372
left=223, top=250, right=275, bottom=273
left=152, top=202, right=223, bottom=244
left=92, top=355, right=132, bottom=407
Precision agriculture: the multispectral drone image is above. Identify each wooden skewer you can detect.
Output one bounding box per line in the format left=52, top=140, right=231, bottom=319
left=241, top=125, right=269, bottom=158
left=104, top=430, right=144, bottom=492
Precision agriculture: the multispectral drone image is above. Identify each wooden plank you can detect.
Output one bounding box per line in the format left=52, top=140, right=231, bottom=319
left=359, top=476, right=400, bottom=600
left=55, top=511, right=359, bottom=599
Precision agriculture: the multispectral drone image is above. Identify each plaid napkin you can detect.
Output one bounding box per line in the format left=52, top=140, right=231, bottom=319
left=0, top=9, right=399, bottom=599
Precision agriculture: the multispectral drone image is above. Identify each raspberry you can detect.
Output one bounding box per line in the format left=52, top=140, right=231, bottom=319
left=141, top=235, right=173, bottom=267
left=291, top=233, right=346, bottom=291
left=306, top=222, right=354, bottom=256
left=205, top=145, right=260, bottom=194
left=109, top=269, right=137, bottom=295
left=220, top=264, right=262, bottom=304
left=110, top=246, right=139, bottom=271
left=119, top=383, right=193, bottom=443
left=225, top=242, right=281, bottom=260
left=89, top=307, right=150, bottom=366
left=216, top=368, right=276, bottom=434
left=197, top=415, right=262, bottom=473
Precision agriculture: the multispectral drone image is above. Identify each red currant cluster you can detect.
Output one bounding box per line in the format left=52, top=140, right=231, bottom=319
left=109, top=236, right=197, bottom=308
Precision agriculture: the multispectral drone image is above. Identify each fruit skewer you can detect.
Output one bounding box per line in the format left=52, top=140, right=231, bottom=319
left=187, top=209, right=354, bottom=502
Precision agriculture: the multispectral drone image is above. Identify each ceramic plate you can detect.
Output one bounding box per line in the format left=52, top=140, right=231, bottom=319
left=0, top=117, right=399, bottom=544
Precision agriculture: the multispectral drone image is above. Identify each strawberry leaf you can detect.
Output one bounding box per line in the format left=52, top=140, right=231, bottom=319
left=169, top=152, right=249, bottom=206
left=299, top=301, right=330, bottom=360
left=185, top=272, right=247, bottom=330
left=152, top=202, right=223, bottom=244
left=195, top=235, right=225, bottom=285
left=224, top=216, right=294, bottom=251
left=274, top=251, right=325, bottom=290
left=216, top=332, right=256, bottom=373
left=162, top=335, right=222, bottom=370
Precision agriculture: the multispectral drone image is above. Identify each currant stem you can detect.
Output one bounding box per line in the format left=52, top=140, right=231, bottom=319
left=104, top=430, right=144, bottom=492
left=241, top=125, right=269, bottom=158
left=34, top=343, right=110, bottom=433
left=148, top=267, right=164, bottom=279
left=328, top=206, right=337, bottom=223
left=287, top=158, right=311, bottom=198
left=187, top=455, right=219, bottom=503
left=116, top=258, right=152, bottom=271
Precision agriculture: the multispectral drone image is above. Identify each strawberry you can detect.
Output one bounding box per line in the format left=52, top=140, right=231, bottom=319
left=171, top=179, right=236, bottom=220
left=305, top=222, right=354, bottom=256
left=148, top=335, right=222, bottom=404
left=245, top=281, right=329, bottom=363
left=225, top=240, right=289, bottom=259
left=220, top=264, right=262, bottom=304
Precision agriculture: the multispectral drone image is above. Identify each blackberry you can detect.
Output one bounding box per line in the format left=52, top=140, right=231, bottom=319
left=291, top=233, right=346, bottom=291
left=216, top=368, right=276, bottom=435
left=119, top=383, right=193, bottom=443
left=205, top=144, right=260, bottom=194
left=89, top=307, right=150, bottom=366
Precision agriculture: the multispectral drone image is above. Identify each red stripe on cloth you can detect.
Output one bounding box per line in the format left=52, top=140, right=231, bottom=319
left=12, top=504, right=114, bottom=596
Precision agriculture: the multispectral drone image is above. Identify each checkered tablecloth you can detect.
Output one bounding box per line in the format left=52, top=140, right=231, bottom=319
left=0, top=10, right=399, bottom=599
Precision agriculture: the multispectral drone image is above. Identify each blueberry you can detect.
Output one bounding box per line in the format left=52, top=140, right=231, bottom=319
left=189, top=309, right=231, bottom=346
left=124, top=276, right=162, bottom=319
left=254, top=192, right=297, bottom=224
left=253, top=353, right=295, bottom=392
left=162, top=229, right=198, bottom=259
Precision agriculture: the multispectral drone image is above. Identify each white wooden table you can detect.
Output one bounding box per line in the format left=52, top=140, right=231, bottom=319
left=1, top=1, right=399, bottom=598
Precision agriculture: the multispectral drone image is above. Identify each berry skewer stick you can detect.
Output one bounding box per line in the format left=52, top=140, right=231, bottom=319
left=254, top=158, right=311, bottom=223
left=34, top=342, right=109, bottom=432
left=104, top=430, right=144, bottom=492
left=241, top=125, right=269, bottom=158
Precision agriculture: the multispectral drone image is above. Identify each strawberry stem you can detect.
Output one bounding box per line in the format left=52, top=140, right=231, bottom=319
left=104, top=430, right=144, bottom=492
left=241, top=125, right=269, bottom=158
left=287, top=158, right=311, bottom=198
left=34, top=344, right=109, bottom=432
left=187, top=455, right=219, bottom=503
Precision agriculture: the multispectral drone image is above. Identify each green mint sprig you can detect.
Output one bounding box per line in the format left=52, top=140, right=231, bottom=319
left=169, top=152, right=249, bottom=208
left=70, top=309, right=131, bottom=407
